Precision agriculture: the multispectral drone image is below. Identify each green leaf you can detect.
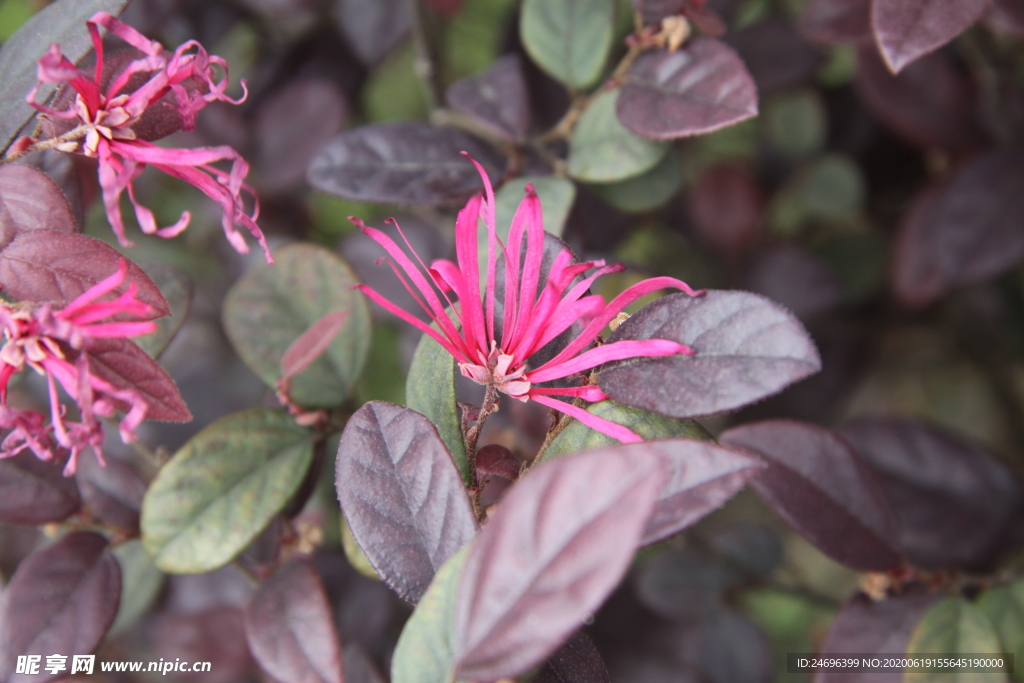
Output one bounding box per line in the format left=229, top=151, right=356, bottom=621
left=539, top=400, right=712, bottom=463
left=406, top=328, right=468, bottom=486
left=764, top=90, right=827, bottom=159
left=592, top=148, right=684, bottom=213
left=979, top=581, right=1024, bottom=682
left=140, top=409, right=317, bottom=573
left=906, top=597, right=1009, bottom=683
left=0, top=0, right=131, bottom=155
left=110, top=540, right=164, bottom=636
left=495, top=176, right=576, bottom=238
left=568, top=90, right=669, bottom=183
left=519, top=0, right=616, bottom=90
left=223, top=243, right=371, bottom=408
left=341, top=512, right=382, bottom=582
left=802, top=154, right=865, bottom=222
left=135, top=264, right=191, bottom=360
left=391, top=546, right=469, bottom=683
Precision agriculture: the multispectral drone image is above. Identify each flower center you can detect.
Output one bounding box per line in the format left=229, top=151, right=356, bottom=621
left=458, top=341, right=532, bottom=401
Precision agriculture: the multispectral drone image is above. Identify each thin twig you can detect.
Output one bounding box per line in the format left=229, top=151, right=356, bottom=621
left=1, top=124, right=91, bottom=165
left=406, top=0, right=443, bottom=114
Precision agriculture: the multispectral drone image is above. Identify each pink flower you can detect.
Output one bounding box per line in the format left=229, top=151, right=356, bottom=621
left=354, top=156, right=703, bottom=443
left=26, top=12, right=272, bottom=262
left=0, top=261, right=159, bottom=475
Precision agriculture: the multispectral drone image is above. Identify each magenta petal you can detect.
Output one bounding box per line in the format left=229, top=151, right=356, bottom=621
left=531, top=394, right=642, bottom=443
left=529, top=385, right=609, bottom=401
left=529, top=339, right=691, bottom=384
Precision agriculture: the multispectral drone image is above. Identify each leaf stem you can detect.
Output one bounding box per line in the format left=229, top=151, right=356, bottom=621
left=465, top=381, right=500, bottom=520
left=407, top=0, right=444, bottom=115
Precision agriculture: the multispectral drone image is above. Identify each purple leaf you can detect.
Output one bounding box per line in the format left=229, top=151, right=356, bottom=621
left=0, top=231, right=169, bottom=316
left=725, top=18, right=824, bottom=96
left=0, top=0, right=130, bottom=155
left=0, top=452, right=80, bottom=525
left=641, top=438, right=764, bottom=547
left=984, top=0, right=1024, bottom=37
left=446, top=54, right=531, bottom=143
left=678, top=610, right=774, bottom=683
left=281, top=311, right=349, bottom=381
left=891, top=148, right=1024, bottom=307
left=344, top=643, right=387, bottom=683
left=244, top=560, right=344, bottom=683
left=855, top=47, right=986, bottom=151
left=255, top=78, right=348, bottom=192
left=0, top=165, right=76, bottom=243
left=75, top=454, right=146, bottom=533
left=617, top=39, right=758, bottom=140
left=629, top=0, right=687, bottom=24
left=741, top=245, right=844, bottom=322
left=152, top=607, right=256, bottom=680
left=799, top=0, right=872, bottom=43
left=0, top=532, right=121, bottom=683
left=83, top=336, right=191, bottom=422
left=14, top=151, right=86, bottom=231
left=535, top=631, right=611, bottom=683
left=334, top=0, right=410, bottom=66
left=308, top=122, right=504, bottom=206
left=633, top=547, right=738, bottom=621
left=872, top=0, right=991, bottom=73
left=598, top=290, right=822, bottom=419
left=720, top=420, right=903, bottom=571
left=688, top=163, right=765, bottom=253
left=452, top=443, right=664, bottom=680
left=815, top=587, right=938, bottom=683
left=336, top=401, right=477, bottom=603
left=837, top=417, right=1024, bottom=570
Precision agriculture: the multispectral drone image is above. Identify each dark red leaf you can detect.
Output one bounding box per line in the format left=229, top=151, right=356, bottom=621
left=83, top=336, right=192, bottom=422
left=453, top=443, right=664, bottom=680
left=334, top=0, right=410, bottom=66
left=872, top=0, right=990, bottom=73
left=255, top=78, right=348, bottom=192
left=837, top=418, right=1024, bottom=570
left=308, top=122, right=504, bottom=206
left=151, top=607, right=255, bottom=682
left=0, top=532, right=121, bottom=683
left=720, top=420, right=903, bottom=571
left=725, top=18, right=823, bottom=95
left=617, top=40, right=758, bottom=140
left=641, top=438, right=764, bottom=547
left=244, top=560, right=344, bottom=683
left=598, top=291, right=822, bottom=419
left=0, top=164, right=77, bottom=244
left=446, top=54, right=531, bottom=143
left=535, top=631, right=611, bottom=683
left=475, top=444, right=521, bottom=483
left=798, top=0, right=872, bottom=43
left=0, top=452, right=80, bottom=524
left=984, top=0, right=1024, bottom=37
left=0, top=231, right=169, bottom=316
left=75, top=454, right=146, bottom=533
left=630, top=0, right=688, bottom=24
left=855, top=47, right=986, bottom=151
left=336, top=401, right=477, bottom=603
left=633, top=547, right=738, bottom=621
left=815, top=587, right=938, bottom=683
left=688, top=163, right=765, bottom=253
left=741, top=245, right=844, bottom=322
left=281, top=311, right=349, bottom=381
left=891, top=148, right=1024, bottom=307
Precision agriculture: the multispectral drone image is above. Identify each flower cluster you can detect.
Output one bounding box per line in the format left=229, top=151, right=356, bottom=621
left=25, top=12, right=271, bottom=262
left=355, top=156, right=703, bottom=443
left=0, top=261, right=157, bottom=475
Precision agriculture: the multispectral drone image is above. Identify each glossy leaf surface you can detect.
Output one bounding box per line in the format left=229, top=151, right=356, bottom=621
left=453, top=444, right=664, bottom=680
left=617, top=40, right=758, bottom=140
left=308, top=122, right=504, bottom=206
left=84, top=337, right=191, bottom=422
left=446, top=54, right=530, bottom=143
left=598, top=290, right=821, bottom=418
left=872, top=0, right=990, bottom=73
left=568, top=90, right=669, bottom=182
left=520, top=0, right=616, bottom=90
left=336, top=401, right=477, bottom=603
